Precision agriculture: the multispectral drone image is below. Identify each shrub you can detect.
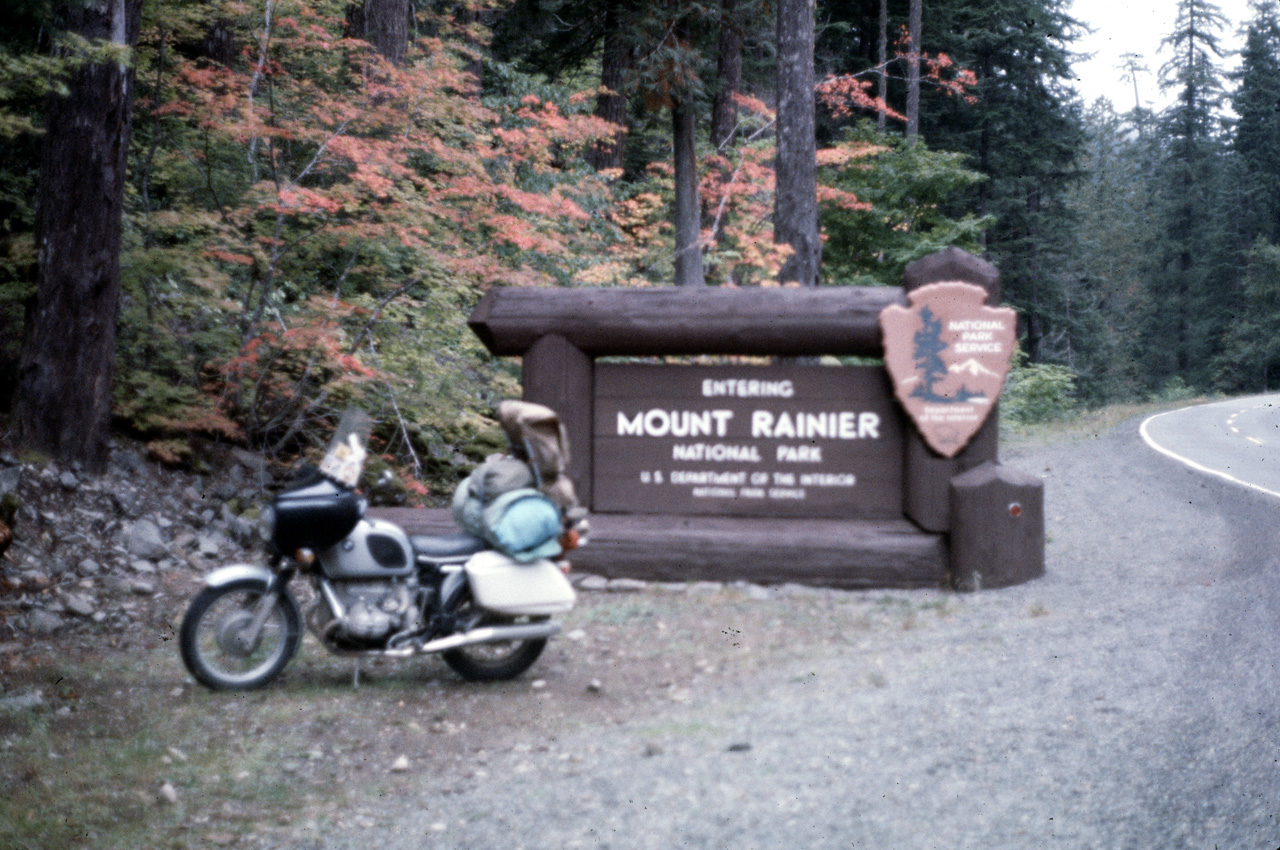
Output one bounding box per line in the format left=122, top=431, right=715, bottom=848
left=1001, top=356, right=1079, bottom=424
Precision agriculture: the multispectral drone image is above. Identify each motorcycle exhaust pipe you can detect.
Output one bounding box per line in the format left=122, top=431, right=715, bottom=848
left=416, top=621, right=561, bottom=655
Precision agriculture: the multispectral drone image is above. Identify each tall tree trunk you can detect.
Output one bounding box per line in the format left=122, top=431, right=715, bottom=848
left=586, top=0, right=632, bottom=172
left=877, top=0, right=888, bottom=133
left=710, top=0, right=743, bottom=151
left=775, top=0, right=820, bottom=286
left=673, top=99, right=706, bottom=286
left=347, top=0, right=411, bottom=63
left=13, top=0, right=141, bottom=470
left=906, top=0, right=921, bottom=141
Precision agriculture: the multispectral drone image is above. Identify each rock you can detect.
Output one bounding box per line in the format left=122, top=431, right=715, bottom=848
left=390, top=755, right=410, bottom=773
left=565, top=628, right=587, bottom=642
left=130, top=579, right=157, bottom=596
left=587, top=679, right=603, bottom=694
left=197, top=532, right=228, bottom=558
left=130, top=560, right=157, bottom=575
left=25, top=609, right=63, bottom=635
left=113, top=449, right=144, bottom=476
left=531, top=679, right=547, bottom=689
left=110, top=491, right=144, bottom=519
left=60, top=592, right=97, bottom=618
left=0, top=466, right=21, bottom=495
left=577, top=574, right=609, bottom=591
left=58, top=471, right=79, bottom=490
left=125, top=520, right=168, bottom=560
left=0, top=690, right=45, bottom=713
left=231, top=448, right=266, bottom=477
left=606, top=578, right=646, bottom=593
left=157, top=781, right=179, bottom=805
left=232, top=516, right=258, bottom=546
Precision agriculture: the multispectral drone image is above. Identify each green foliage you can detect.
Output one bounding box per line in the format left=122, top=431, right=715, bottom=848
left=818, top=122, right=990, bottom=286
left=1213, top=239, right=1280, bottom=392
left=1001, top=353, right=1079, bottom=425
left=1230, top=2, right=1280, bottom=244
left=919, top=0, right=1087, bottom=368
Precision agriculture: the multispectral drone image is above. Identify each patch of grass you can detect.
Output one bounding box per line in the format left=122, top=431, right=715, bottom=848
left=0, top=643, right=386, bottom=850
left=918, top=599, right=954, bottom=618
left=1002, top=396, right=1219, bottom=450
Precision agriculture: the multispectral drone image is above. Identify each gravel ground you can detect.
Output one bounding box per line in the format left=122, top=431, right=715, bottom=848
left=253, top=414, right=1280, bottom=850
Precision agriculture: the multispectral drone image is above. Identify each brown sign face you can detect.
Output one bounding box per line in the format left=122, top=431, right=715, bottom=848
left=592, top=364, right=904, bottom=518
left=880, top=282, right=1017, bottom=458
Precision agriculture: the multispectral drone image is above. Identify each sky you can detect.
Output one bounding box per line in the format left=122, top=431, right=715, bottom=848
left=1069, top=0, right=1257, bottom=111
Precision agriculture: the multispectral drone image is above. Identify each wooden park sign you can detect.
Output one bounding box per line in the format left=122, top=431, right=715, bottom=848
left=456, top=247, right=1044, bottom=591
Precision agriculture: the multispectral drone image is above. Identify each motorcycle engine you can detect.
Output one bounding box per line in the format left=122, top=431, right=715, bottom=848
left=324, top=581, right=421, bottom=644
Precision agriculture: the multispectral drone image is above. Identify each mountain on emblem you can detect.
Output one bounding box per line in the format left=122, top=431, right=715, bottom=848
left=949, top=358, right=1001, bottom=379
left=879, top=282, right=1016, bottom=458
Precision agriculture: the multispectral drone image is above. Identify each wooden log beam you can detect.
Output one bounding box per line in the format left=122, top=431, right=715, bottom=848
left=572, top=514, right=947, bottom=589
left=372, top=508, right=948, bottom=590
left=468, top=286, right=908, bottom=357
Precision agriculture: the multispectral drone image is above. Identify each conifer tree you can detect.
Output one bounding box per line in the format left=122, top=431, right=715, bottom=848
left=12, top=0, right=142, bottom=469
left=918, top=0, right=1085, bottom=365
left=1137, top=0, right=1232, bottom=386
left=1231, top=1, right=1280, bottom=244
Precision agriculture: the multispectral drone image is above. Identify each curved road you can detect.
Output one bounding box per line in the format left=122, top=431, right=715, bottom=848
left=299, top=402, right=1280, bottom=850
left=1142, top=393, right=1280, bottom=498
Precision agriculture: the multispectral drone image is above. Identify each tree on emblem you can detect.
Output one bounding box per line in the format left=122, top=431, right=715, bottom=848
left=910, top=307, right=949, bottom=402
left=911, top=307, right=985, bottom=403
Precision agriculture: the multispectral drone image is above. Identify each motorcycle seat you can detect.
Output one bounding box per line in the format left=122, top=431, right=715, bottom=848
left=411, top=533, right=488, bottom=559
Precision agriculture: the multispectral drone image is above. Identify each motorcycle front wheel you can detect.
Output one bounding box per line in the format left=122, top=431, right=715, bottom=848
left=179, top=578, right=301, bottom=690
left=441, top=593, right=548, bottom=682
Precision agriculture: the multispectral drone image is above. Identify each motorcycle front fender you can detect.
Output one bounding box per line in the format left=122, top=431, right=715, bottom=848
left=203, top=563, right=275, bottom=589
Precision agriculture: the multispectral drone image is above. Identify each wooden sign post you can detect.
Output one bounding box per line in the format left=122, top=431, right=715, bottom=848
left=461, top=247, right=1044, bottom=590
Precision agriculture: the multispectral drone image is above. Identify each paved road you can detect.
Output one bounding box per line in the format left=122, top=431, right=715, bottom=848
left=1142, top=393, right=1280, bottom=497
left=292, top=407, right=1280, bottom=850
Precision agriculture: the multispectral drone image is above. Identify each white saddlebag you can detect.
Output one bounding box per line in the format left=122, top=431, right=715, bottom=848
left=464, top=550, right=576, bottom=616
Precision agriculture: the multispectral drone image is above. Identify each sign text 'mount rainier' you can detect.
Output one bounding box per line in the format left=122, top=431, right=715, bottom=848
left=593, top=363, right=904, bottom=518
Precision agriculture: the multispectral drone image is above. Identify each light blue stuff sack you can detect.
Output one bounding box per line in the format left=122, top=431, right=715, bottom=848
left=480, top=488, right=562, bottom=562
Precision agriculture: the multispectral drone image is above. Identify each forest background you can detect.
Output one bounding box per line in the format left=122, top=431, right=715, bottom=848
left=0, top=0, right=1275, bottom=499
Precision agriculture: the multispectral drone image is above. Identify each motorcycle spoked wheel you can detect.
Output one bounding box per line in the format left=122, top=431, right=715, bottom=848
left=440, top=592, right=549, bottom=682
left=179, top=578, right=302, bottom=690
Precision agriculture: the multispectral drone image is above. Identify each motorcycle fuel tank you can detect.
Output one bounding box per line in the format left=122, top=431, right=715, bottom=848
left=320, top=518, right=416, bottom=579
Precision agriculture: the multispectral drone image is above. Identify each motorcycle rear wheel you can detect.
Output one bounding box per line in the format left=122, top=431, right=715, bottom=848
left=440, top=595, right=548, bottom=682
left=180, top=578, right=301, bottom=690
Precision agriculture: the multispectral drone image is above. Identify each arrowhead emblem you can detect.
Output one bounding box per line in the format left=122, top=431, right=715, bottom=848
left=880, top=281, right=1017, bottom=458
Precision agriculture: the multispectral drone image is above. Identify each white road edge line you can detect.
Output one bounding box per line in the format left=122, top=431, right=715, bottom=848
left=1140, top=408, right=1280, bottom=500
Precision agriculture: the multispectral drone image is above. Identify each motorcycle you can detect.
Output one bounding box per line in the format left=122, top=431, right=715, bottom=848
left=179, top=405, right=583, bottom=690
